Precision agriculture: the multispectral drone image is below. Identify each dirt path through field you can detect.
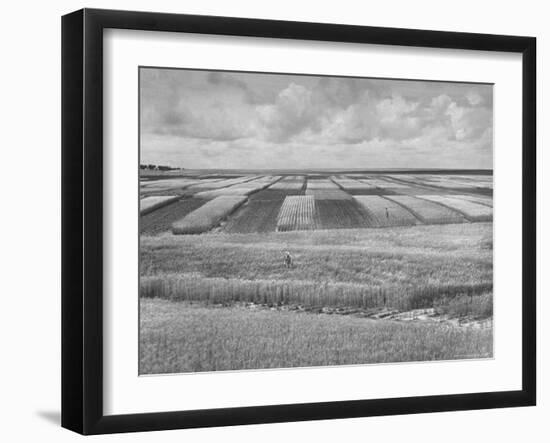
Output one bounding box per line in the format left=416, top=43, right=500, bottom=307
left=235, top=302, right=492, bottom=329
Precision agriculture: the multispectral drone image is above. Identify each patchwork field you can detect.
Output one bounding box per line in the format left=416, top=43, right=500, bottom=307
left=140, top=172, right=492, bottom=235
left=140, top=195, right=181, bottom=215
left=315, top=199, right=370, bottom=229
left=418, top=195, right=493, bottom=222
left=140, top=198, right=206, bottom=235
left=354, top=195, right=419, bottom=227
left=385, top=195, right=466, bottom=224
left=223, top=199, right=283, bottom=233
left=172, top=195, right=247, bottom=234
left=277, top=195, right=317, bottom=231
left=140, top=171, right=493, bottom=373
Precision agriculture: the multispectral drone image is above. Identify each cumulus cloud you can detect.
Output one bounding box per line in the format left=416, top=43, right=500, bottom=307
left=140, top=68, right=493, bottom=169
left=257, top=83, right=320, bottom=142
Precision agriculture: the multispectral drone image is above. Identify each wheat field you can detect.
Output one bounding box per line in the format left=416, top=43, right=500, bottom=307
left=276, top=195, right=317, bottom=231
left=140, top=172, right=493, bottom=374
left=172, top=195, right=247, bottom=234
left=140, top=299, right=493, bottom=374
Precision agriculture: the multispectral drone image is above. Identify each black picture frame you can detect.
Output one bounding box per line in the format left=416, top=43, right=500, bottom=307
left=61, top=8, right=536, bottom=435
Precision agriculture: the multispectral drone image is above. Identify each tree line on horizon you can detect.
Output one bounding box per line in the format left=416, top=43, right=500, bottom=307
left=140, top=164, right=181, bottom=171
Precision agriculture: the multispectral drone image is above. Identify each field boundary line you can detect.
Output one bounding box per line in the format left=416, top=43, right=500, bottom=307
left=380, top=195, right=426, bottom=224
left=139, top=195, right=182, bottom=215
left=382, top=175, right=491, bottom=197
left=412, top=195, right=475, bottom=223
left=457, top=195, right=493, bottom=208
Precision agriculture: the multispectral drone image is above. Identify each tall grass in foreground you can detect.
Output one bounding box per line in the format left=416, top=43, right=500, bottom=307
left=140, top=299, right=493, bottom=374
left=141, top=273, right=492, bottom=315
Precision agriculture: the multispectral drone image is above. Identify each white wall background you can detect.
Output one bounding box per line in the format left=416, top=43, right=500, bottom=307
left=0, top=0, right=546, bottom=441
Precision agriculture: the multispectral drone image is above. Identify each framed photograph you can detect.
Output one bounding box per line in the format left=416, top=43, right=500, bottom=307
left=61, top=8, right=536, bottom=435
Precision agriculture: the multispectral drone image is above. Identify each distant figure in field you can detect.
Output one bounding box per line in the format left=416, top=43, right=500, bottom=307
left=283, top=251, right=293, bottom=268
left=385, top=207, right=389, bottom=219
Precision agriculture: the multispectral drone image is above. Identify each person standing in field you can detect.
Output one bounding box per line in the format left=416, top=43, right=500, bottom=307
left=385, top=207, right=389, bottom=219
left=284, top=251, right=293, bottom=268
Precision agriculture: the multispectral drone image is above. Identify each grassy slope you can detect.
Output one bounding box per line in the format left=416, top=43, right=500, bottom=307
left=141, top=223, right=492, bottom=290
left=140, top=299, right=493, bottom=374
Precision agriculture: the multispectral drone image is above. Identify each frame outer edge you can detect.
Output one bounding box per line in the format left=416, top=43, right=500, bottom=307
left=521, top=37, right=536, bottom=405
left=61, top=7, right=537, bottom=435
left=61, top=9, right=85, bottom=434
left=82, top=8, right=106, bottom=434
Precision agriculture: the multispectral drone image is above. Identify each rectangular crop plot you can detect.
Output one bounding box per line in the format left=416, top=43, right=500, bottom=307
left=385, top=174, right=419, bottom=181
left=331, top=176, right=377, bottom=191
left=412, top=176, right=484, bottom=190
left=353, top=196, right=420, bottom=227
left=185, top=176, right=256, bottom=191
left=193, top=177, right=278, bottom=199
left=141, top=178, right=198, bottom=190
left=453, top=194, right=493, bottom=208
left=141, top=198, right=207, bottom=236
left=375, top=179, right=413, bottom=189
left=276, top=195, right=316, bottom=231
left=445, top=175, right=493, bottom=187
left=269, top=178, right=304, bottom=191
left=223, top=199, right=283, bottom=233
left=385, top=195, right=466, bottom=224
left=417, top=195, right=493, bottom=222
left=449, top=177, right=493, bottom=189
left=359, top=178, right=405, bottom=188
left=249, top=189, right=301, bottom=201
left=305, top=189, right=352, bottom=200
left=172, top=195, right=248, bottom=234
left=306, top=179, right=339, bottom=190
left=140, top=195, right=180, bottom=215
left=140, top=178, right=200, bottom=196
left=316, top=199, right=371, bottom=229
left=269, top=181, right=304, bottom=191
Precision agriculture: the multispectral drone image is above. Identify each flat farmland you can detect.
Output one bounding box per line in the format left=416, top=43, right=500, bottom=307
left=418, top=195, right=493, bottom=222
left=140, top=195, right=181, bottom=215
left=353, top=195, right=420, bottom=227
left=172, top=195, right=248, bottom=234
left=223, top=199, right=283, bottom=233
left=276, top=195, right=316, bottom=231
left=249, top=189, right=303, bottom=201
left=454, top=194, right=493, bottom=208
left=269, top=176, right=305, bottom=191
left=390, top=175, right=493, bottom=194
left=385, top=195, right=467, bottom=224
left=140, top=170, right=494, bottom=374
left=185, top=175, right=257, bottom=191
left=140, top=178, right=203, bottom=197
left=315, top=199, right=370, bottom=229
left=139, top=172, right=493, bottom=235
left=331, top=176, right=376, bottom=191
left=306, top=179, right=340, bottom=190
left=305, top=188, right=352, bottom=200
left=140, top=198, right=206, bottom=236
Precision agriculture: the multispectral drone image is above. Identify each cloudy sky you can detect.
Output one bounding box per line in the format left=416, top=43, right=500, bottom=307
left=140, top=68, right=493, bottom=169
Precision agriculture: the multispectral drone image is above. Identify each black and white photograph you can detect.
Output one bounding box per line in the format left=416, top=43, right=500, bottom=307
left=139, top=67, right=494, bottom=375
left=1, top=0, right=545, bottom=439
